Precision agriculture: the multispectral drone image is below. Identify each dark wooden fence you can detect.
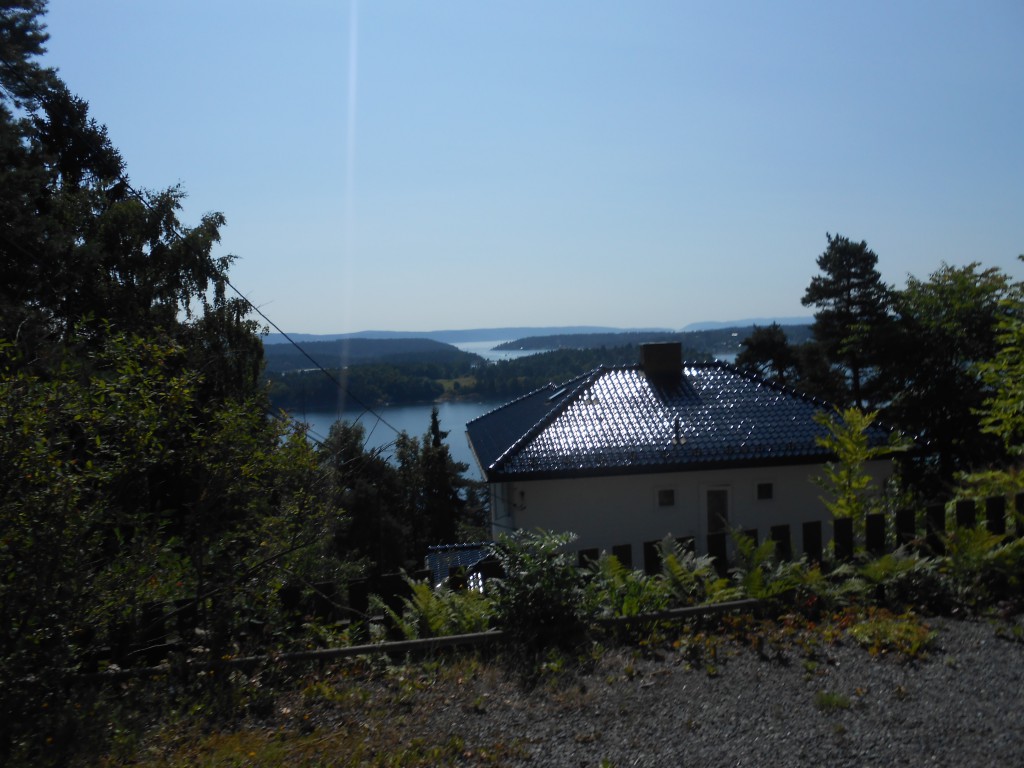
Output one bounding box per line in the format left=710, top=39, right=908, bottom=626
left=95, top=493, right=1023, bottom=668
left=832, top=493, right=1023, bottom=562
left=704, top=492, right=1024, bottom=569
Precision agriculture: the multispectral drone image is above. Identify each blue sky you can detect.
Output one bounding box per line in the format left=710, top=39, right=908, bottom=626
left=42, top=1, right=1024, bottom=334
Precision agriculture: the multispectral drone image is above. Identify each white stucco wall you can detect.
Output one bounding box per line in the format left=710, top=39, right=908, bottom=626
left=491, top=460, right=893, bottom=567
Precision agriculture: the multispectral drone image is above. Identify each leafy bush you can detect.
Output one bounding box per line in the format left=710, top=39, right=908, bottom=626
left=857, top=551, right=946, bottom=611
left=488, top=530, right=588, bottom=652
left=729, top=531, right=805, bottom=601
left=0, top=333, right=336, bottom=764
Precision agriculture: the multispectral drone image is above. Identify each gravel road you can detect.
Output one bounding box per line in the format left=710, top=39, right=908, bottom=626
left=405, top=615, right=1024, bottom=767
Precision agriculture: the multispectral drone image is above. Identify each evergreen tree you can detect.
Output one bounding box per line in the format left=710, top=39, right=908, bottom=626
left=735, top=323, right=798, bottom=384
left=801, top=234, right=894, bottom=408
left=0, top=1, right=263, bottom=399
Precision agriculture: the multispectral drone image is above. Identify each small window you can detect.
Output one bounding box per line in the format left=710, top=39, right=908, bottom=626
left=757, top=482, right=774, bottom=501
left=657, top=489, right=676, bottom=507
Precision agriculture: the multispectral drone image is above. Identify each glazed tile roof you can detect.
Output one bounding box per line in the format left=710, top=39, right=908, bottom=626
left=466, top=361, right=890, bottom=481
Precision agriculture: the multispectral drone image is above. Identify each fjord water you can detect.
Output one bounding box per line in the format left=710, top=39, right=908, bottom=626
left=294, top=401, right=498, bottom=480
left=291, top=340, right=539, bottom=479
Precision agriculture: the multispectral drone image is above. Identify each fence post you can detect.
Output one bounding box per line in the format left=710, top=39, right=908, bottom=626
left=925, top=504, right=946, bottom=556
left=955, top=499, right=976, bottom=528
left=770, top=524, right=792, bottom=561
left=612, top=543, right=634, bottom=570
left=706, top=532, right=729, bottom=577
left=643, top=540, right=660, bottom=575
left=985, top=496, right=1006, bottom=535
left=895, top=507, right=916, bottom=548
left=802, top=521, right=823, bottom=563
left=833, top=517, right=854, bottom=562
left=865, top=513, right=886, bottom=556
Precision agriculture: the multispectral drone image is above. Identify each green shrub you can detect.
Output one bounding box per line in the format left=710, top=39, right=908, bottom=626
left=729, top=531, right=804, bottom=600
left=488, top=530, right=588, bottom=652
left=858, top=551, right=946, bottom=611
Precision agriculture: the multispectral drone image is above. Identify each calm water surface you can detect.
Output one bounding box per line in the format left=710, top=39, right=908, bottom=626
left=452, top=339, right=546, bottom=361
left=293, top=401, right=500, bottom=479
left=292, top=341, right=540, bottom=479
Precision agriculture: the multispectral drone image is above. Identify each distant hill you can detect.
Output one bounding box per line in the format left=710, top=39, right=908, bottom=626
left=262, top=326, right=671, bottom=345
left=262, top=337, right=481, bottom=374
left=493, top=324, right=815, bottom=358
left=262, top=320, right=816, bottom=370
left=682, top=317, right=813, bottom=331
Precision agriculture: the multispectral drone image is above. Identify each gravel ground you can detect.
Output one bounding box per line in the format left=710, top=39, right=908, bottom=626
left=382, top=615, right=1024, bottom=767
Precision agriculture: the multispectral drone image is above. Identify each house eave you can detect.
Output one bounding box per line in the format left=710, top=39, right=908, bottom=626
left=481, top=451, right=867, bottom=484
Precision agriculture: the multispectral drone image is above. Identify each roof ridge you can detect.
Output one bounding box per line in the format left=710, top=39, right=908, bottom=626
left=464, top=381, right=561, bottom=426
left=489, top=367, right=603, bottom=473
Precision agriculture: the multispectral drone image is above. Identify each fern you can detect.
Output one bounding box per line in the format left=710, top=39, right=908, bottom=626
left=373, top=576, right=495, bottom=641
left=657, top=538, right=721, bottom=606
left=585, top=553, right=669, bottom=618
left=729, top=530, right=803, bottom=600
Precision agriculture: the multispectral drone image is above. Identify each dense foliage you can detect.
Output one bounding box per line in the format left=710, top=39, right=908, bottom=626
left=738, top=235, right=1024, bottom=496
left=269, top=363, right=447, bottom=411
left=261, top=338, right=480, bottom=374
left=318, top=409, right=486, bottom=576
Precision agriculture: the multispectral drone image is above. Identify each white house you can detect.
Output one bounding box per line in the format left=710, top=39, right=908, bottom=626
left=466, top=342, right=894, bottom=570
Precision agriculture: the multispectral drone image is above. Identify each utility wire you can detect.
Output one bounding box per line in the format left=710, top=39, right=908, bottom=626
left=2, top=57, right=494, bottom=530
left=3, top=60, right=405, bottom=442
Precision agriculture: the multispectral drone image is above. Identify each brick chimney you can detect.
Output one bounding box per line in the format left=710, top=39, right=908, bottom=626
left=640, top=342, right=682, bottom=381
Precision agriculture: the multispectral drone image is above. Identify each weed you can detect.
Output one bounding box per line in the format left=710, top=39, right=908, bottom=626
left=814, top=690, right=852, bottom=713
left=846, top=608, right=935, bottom=659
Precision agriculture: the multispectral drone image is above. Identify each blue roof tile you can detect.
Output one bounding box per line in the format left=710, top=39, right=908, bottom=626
left=466, top=361, right=891, bottom=481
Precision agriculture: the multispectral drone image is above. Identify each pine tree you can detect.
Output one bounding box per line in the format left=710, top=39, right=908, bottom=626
left=802, top=234, right=894, bottom=408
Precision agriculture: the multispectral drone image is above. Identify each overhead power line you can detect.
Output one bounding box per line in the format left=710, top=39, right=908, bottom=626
left=2, top=62, right=404, bottom=441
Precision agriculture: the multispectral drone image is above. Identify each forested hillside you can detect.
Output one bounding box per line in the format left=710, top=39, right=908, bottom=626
left=261, top=337, right=480, bottom=373
left=494, top=325, right=814, bottom=358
